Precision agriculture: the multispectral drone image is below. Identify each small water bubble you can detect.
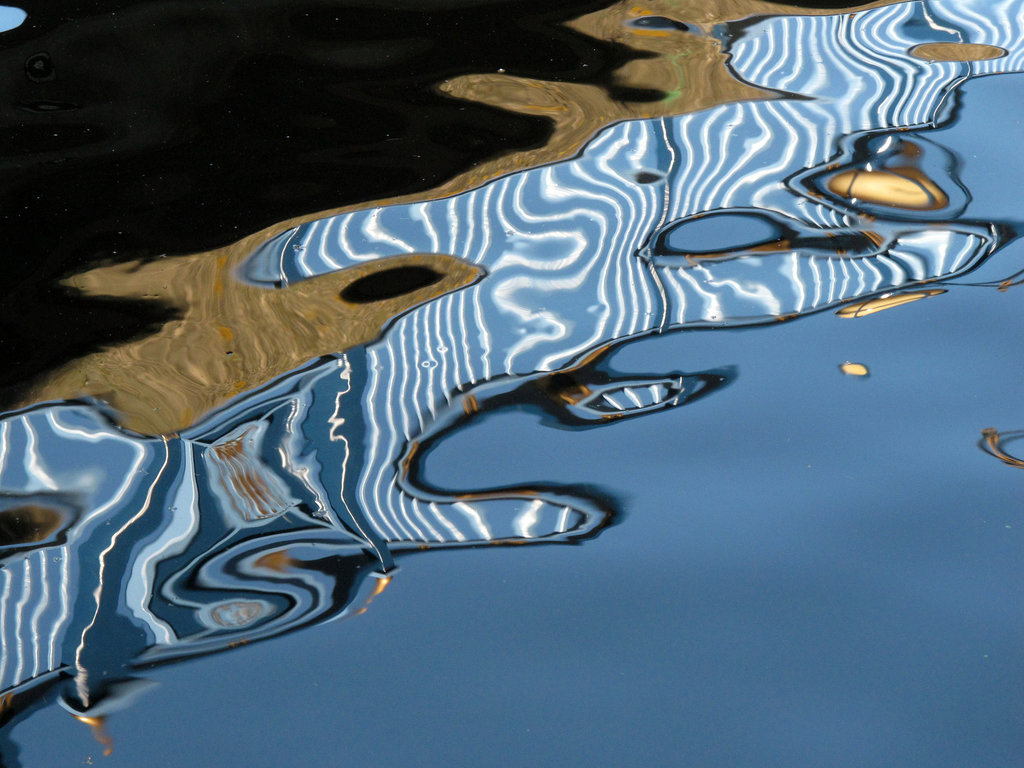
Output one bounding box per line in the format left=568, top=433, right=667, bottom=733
left=25, top=52, right=55, bottom=83
left=421, top=360, right=436, bottom=368
left=436, top=345, right=448, bottom=353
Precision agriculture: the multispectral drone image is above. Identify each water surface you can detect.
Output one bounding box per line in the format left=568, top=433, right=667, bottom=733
left=1, top=1, right=1023, bottom=765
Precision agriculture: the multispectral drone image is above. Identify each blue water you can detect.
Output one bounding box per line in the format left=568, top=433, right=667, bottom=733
left=0, top=6, right=24, bottom=34
left=11, top=279, right=1024, bottom=766
left=2, top=1, right=1024, bottom=765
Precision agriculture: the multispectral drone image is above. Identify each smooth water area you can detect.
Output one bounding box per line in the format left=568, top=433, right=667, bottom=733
left=0, top=7, right=24, bottom=34
left=1, top=1, right=1023, bottom=765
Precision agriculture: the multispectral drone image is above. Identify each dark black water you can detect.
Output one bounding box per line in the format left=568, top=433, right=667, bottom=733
left=1, top=1, right=1023, bottom=766
left=0, top=0, right=647, bottom=400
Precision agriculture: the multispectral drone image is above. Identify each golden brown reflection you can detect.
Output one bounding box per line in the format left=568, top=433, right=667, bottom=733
left=351, top=574, right=393, bottom=617
left=17, top=251, right=483, bottom=435
left=630, top=0, right=900, bottom=24
left=440, top=1, right=900, bottom=186
left=980, top=428, right=1024, bottom=469
left=207, top=425, right=297, bottom=522
left=253, top=549, right=298, bottom=573
left=826, top=167, right=949, bottom=211
left=0, top=504, right=65, bottom=547
left=439, top=10, right=763, bottom=170
left=836, top=289, right=946, bottom=318
left=73, top=715, right=114, bottom=757
left=17, top=0, right=904, bottom=433
left=822, top=137, right=951, bottom=213
left=839, top=362, right=870, bottom=377
left=910, top=43, right=1008, bottom=62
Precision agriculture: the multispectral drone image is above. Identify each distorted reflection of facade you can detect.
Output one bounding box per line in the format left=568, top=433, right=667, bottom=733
left=17, top=252, right=483, bottom=434
left=980, top=429, right=1024, bottom=470
left=4, top=0, right=1024, bottom=748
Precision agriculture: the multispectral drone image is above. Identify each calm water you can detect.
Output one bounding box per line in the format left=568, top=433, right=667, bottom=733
left=1, top=1, right=1023, bottom=765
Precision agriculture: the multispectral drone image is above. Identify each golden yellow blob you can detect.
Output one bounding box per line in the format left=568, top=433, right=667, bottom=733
left=839, top=362, right=869, bottom=377
left=980, top=428, right=1024, bottom=469
left=73, top=715, right=114, bottom=756
left=18, top=251, right=483, bottom=435
left=910, top=43, right=1007, bottom=62
left=369, top=575, right=392, bottom=600
left=836, top=289, right=946, bottom=318
left=254, top=549, right=296, bottom=573
left=826, top=169, right=948, bottom=211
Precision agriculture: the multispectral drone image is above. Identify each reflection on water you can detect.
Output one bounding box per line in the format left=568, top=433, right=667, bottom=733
left=0, top=0, right=651, bottom=399
left=834, top=289, right=948, bottom=318
left=980, top=428, right=1024, bottom=470
left=15, top=251, right=484, bottom=434
left=838, top=361, right=870, bottom=377
left=3, top=0, right=1024, bottom=763
left=0, top=6, right=23, bottom=34
left=910, top=42, right=1009, bottom=61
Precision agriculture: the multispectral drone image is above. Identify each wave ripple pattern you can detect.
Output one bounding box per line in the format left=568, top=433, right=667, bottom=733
left=4, top=0, right=1024, bottom=719
left=247, top=0, right=1021, bottom=548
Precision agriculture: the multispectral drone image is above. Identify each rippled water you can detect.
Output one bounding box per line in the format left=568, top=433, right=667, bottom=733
left=1, top=1, right=1023, bottom=765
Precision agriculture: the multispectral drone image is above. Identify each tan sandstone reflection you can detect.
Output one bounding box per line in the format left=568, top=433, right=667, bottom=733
left=836, top=289, right=947, bottom=318
left=17, top=251, right=483, bottom=434
left=826, top=167, right=949, bottom=212
left=910, top=43, right=1008, bottom=62
left=980, top=428, right=1024, bottom=469
left=441, top=0, right=902, bottom=188
left=17, top=0, right=901, bottom=433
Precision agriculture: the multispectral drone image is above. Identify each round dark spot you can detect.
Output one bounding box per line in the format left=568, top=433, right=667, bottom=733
left=635, top=171, right=664, bottom=184
left=25, top=52, right=55, bottom=83
left=340, top=265, right=444, bottom=303
left=17, top=101, right=79, bottom=113
left=628, top=16, right=691, bottom=33
left=0, top=505, right=65, bottom=548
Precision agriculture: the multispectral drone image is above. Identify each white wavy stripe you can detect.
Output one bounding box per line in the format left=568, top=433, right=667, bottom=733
left=241, top=1, right=1024, bottom=551
left=125, top=443, right=201, bottom=645
left=264, top=4, right=1024, bottom=544
left=6, top=0, right=1024, bottom=696
left=0, top=406, right=160, bottom=694
left=0, top=551, right=71, bottom=694
left=654, top=231, right=989, bottom=327
left=725, top=1, right=1024, bottom=132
